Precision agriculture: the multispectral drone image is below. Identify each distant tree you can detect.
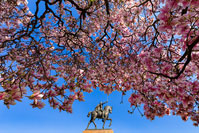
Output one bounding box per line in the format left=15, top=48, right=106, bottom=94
left=0, top=0, right=199, bottom=126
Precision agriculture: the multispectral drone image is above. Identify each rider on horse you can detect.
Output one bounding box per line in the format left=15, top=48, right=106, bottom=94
left=95, top=101, right=108, bottom=119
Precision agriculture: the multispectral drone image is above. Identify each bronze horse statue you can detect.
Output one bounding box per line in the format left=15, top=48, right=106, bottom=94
left=86, top=105, right=112, bottom=129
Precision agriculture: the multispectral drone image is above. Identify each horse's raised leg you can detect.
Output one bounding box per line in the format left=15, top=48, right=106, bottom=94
left=92, top=118, right=97, bottom=129
left=107, top=118, right=112, bottom=127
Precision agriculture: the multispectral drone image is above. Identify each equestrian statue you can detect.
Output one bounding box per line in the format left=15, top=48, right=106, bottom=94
left=86, top=101, right=112, bottom=129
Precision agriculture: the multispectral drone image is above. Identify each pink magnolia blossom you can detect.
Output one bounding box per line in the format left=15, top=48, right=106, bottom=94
left=0, top=78, right=4, bottom=82
left=0, top=0, right=199, bottom=126
left=0, top=92, right=6, bottom=100
left=28, top=91, right=44, bottom=104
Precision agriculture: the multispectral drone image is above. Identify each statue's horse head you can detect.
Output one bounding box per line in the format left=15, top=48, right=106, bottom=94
left=104, top=105, right=112, bottom=114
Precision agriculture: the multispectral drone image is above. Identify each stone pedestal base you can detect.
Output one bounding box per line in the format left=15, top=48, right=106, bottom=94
left=83, top=129, right=113, bottom=133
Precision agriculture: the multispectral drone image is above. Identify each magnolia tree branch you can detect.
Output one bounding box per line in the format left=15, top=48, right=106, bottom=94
left=0, top=0, right=199, bottom=126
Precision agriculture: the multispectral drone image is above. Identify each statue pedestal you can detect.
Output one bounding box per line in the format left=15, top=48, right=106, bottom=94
left=83, top=129, right=113, bottom=133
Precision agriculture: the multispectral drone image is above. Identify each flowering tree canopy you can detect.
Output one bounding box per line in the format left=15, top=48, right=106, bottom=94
left=0, top=0, right=199, bottom=126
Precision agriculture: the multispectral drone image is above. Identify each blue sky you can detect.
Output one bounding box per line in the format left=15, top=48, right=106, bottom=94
left=0, top=1, right=199, bottom=133
left=0, top=89, right=199, bottom=133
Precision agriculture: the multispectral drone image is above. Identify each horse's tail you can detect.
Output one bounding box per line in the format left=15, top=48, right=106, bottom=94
left=87, top=111, right=91, bottom=117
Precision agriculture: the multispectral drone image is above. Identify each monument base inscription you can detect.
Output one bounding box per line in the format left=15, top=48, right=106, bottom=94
left=83, top=129, right=114, bottom=133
